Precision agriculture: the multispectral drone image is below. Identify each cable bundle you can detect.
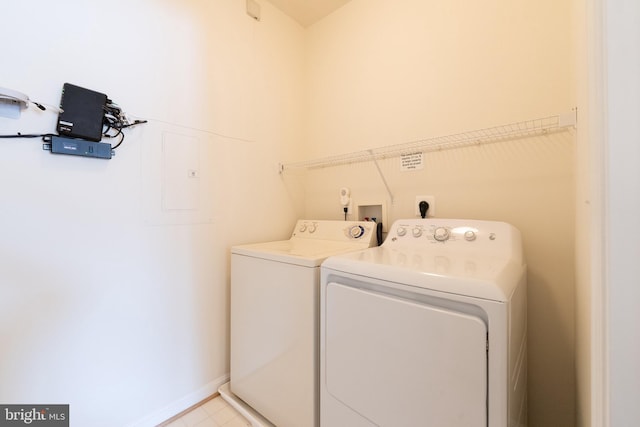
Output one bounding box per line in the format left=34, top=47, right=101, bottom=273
left=102, top=100, right=147, bottom=149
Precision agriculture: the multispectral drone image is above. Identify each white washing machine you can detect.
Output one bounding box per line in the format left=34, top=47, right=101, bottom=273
left=219, top=220, right=378, bottom=427
left=320, top=219, right=527, bottom=427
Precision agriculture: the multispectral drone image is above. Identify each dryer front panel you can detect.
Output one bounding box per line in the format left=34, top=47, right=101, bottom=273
left=324, top=281, right=488, bottom=427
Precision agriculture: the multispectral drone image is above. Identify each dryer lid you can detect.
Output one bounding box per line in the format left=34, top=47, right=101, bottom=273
left=322, top=246, right=524, bottom=301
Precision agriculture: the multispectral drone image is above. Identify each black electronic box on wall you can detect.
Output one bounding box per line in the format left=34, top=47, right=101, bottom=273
left=56, top=83, right=107, bottom=142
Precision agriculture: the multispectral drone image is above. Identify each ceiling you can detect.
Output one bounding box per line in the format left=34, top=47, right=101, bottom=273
left=266, top=0, right=352, bottom=27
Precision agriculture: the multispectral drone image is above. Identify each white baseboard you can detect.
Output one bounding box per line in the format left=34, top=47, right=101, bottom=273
left=127, top=374, right=230, bottom=427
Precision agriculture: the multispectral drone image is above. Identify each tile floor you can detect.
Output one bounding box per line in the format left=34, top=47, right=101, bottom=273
left=164, top=396, right=251, bottom=427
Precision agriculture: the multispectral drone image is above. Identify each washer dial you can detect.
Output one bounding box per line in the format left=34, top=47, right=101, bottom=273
left=349, top=225, right=366, bottom=239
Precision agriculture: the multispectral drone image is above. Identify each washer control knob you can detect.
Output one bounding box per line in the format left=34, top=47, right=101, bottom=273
left=412, top=227, right=423, bottom=238
left=349, top=225, right=365, bottom=239
left=308, top=224, right=317, bottom=233
left=299, top=224, right=307, bottom=232
left=396, top=227, right=407, bottom=237
left=433, top=227, right=450, bottom=242
left=464, top=230, right=477, bottom=241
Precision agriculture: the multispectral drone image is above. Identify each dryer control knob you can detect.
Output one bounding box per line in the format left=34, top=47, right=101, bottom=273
left=349, top=225, right=365, bottom=239
left=397, top=227, right=407, bottom=237
left=412, top=227, right=423, bottom=238
left=308, top=224, right=317, bottom=233
left=464, top=230, right=477, bottom=241
left=299, top=224, right=307, bottom=232
left=433, top=227, right=450, bottom=242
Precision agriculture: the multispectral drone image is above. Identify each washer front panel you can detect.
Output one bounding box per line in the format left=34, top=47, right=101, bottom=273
left=231, top=254, right=318, bottom=427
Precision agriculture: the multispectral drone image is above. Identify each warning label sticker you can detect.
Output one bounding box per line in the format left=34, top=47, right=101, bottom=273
left=400, top=152, right=424, bottom=171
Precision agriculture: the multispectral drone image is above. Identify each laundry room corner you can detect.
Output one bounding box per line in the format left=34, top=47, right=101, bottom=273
left=1, top=0, right=590, bottom=425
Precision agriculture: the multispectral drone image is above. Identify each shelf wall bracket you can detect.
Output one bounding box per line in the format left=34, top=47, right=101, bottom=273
left=368, top=149, right=394, bottom=204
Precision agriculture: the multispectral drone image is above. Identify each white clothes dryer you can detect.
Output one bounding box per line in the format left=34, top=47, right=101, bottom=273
left=320, top=219, right=527, bottom=427
left=219, top=220, right=377, bottom=427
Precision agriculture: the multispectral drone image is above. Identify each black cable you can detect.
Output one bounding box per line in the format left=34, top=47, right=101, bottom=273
left=109, top=120, right=147, bottom=150
left=101, top=100, right=147, bottom=150
left=0, top=133, right=56, bottom=139
left=111, top=131, right=125, bottom=150
left=121, top=120, right=148, bottom=129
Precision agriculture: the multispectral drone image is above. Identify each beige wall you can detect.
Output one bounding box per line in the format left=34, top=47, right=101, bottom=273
left=297, top=1, right=577, bottom=425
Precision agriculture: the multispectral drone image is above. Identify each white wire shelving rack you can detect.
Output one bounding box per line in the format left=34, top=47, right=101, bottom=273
left=279, top=110, right=577, bottom=173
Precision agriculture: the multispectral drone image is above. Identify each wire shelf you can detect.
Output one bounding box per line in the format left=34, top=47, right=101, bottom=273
left=279, top=111, right=576, bottom=172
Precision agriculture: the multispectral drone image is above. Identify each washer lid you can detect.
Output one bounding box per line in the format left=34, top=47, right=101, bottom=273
left=322, top=245, right=525, bottom=301
left=232, top=220, right=378, bottom=267
left=233, top=239, right=376, bottom=267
